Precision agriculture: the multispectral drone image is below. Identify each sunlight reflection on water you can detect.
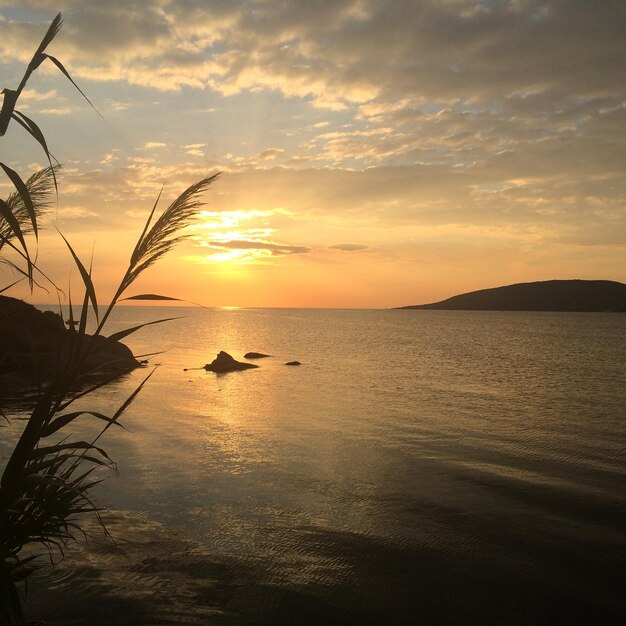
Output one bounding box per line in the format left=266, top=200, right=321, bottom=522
left=4, top=308, right=625, bottom=624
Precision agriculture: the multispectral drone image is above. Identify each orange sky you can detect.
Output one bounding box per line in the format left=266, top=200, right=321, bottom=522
left=1, top=1, right=625, bottom=307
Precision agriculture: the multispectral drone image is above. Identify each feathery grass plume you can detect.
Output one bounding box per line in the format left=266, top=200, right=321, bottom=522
left=94, top=173, right=220, bottom=332
left=127, top=174, right=220, bottom=285
left=15, top=14, right=64, bottom=94
left=0, top=166, right=58, bottom=250
left=1, top=166, right=60, bottom=295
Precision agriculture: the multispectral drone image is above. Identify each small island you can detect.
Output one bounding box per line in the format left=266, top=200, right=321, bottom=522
left=397, top=280, right=626, bottom=312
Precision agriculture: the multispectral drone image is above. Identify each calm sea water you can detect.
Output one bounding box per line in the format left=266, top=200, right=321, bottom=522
left=4, top=307, right=626, bottom=624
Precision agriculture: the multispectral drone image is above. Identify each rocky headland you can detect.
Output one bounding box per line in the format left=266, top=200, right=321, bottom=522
left=0, top=296, right=139, bottom=399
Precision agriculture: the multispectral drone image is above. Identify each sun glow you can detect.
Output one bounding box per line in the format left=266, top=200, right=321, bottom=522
left=189, top=208, right=293, bottom=265
left=195, top=209, right=276, bottom=231
left=204, top=248, right=274, bottom=264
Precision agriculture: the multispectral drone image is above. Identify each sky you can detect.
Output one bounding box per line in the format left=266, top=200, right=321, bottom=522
left=1, top=0, right=625, bottom=308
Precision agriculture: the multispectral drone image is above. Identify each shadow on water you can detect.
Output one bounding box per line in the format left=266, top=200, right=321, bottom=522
left=0, top=369, right=138, bottom=416
left=24, top=508, right=626, bottom=626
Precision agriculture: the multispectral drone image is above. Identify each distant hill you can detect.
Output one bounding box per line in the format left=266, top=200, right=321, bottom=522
left=397, top=280, right=626, bottom=312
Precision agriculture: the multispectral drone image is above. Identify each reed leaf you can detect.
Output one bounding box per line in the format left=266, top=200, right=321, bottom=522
left=56, top=369, right=138, bottom=412
left=92, top=368, right=158, bottom=445
left=107, top=316, right=182, bottom=342
left=31, top=442, right=111, bottom=463
left=59, top=231, right=99, bottom=321
left=0, top=199, right=33, bottom=288
left=0, top=249, right=55, bottom=294
left=0, top=166, right=58, bottom=291
left=0, top=200, right=29, bottom=259
left=0, top=278, right=23, bottom=294
left=42, top=411, right=124, bottom=439
left=42, top=54, right=102, bottom=120
left=1, top=13, right=94, bottom=140
left=10, top=112, right=59, bottom=194
left=25, top=455, right=111, bottom=476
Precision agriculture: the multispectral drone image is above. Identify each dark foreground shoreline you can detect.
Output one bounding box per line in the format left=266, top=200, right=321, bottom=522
left=24, top=506, right=626, bottom=626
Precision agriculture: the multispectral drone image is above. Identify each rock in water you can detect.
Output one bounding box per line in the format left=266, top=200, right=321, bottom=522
left=285, top=361, right=301, bottom=366
left=0, top=295, right=140, bottom=398
left=244, top=352, right=271, bottom=359
left=205, top=351, right=259, bottom=372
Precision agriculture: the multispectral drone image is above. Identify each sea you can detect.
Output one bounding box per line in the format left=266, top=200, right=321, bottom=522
left=2, top=307, right=625, bottom=625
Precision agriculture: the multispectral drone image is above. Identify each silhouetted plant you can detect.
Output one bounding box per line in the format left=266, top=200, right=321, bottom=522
left=0, top=14, right=218, bottom=624
left=0, top=166, right=59, bottom=295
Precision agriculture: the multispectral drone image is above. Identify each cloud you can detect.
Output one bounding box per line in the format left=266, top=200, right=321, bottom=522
left=1, top=1, right=621, bottom=110
left=1, top=1, right=623, bottom=304
left=56, top=205, right=98, bottom=219
left=254, top=148, right=284, bottom=161
left=39, top=107, right=73, bottom=115
left=18, top=88, right=59, bottom=102
left=184, top=143, right=207, bottom=157
left=32, top=156, right=624, bottom=254
left=2, top=2, right=624, bottom=153
left=99, top=152, right=119, bottom=164
left=329, top=243, right=368, bottom=252
left=209, top=239, right=310, bottom=255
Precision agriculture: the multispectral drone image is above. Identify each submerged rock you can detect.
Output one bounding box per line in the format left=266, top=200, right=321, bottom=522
left=205, top=351, right=259, bottom=373
left=244, top=352, right=271, bottom=359
left=285, top=361, right=302, bottom=366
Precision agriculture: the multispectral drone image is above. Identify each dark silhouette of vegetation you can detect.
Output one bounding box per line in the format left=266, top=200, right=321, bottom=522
left=0, top=14, right=218, bottom=624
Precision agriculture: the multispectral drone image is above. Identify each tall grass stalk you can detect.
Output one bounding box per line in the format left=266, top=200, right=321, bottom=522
left=0, top=13, right=218, bottom=624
